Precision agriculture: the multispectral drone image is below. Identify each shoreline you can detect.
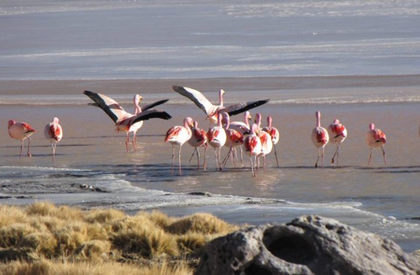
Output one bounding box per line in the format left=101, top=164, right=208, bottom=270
left=1, top=74, right=420, bottom=95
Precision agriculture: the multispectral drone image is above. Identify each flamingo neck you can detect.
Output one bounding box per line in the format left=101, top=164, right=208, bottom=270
left=255, top=113, right=262, bottom=128
left=133, top=95, right=142, bottom=115
left=369, top=123, right=375, bottom=130
left=267, top=116, right=273, bottom=128
left=244, top=112, right=250, bottom=128
left=316, top=112, right=321, bottom=127
left=218, top=89, right=224, bottom=107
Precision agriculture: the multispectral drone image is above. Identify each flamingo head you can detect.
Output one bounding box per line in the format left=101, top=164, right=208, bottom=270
left=7, top=120, right=16, bottom=129
left=246, top=111, right=252, bottom=121
left=134, top=94, right=143, bottom=104
left=369, top=123, right=375, bottom=130
left=333, top=119, right=340, bottom=124
left=53, top=117, right=60, bottom=124
left=184, top=117, right=194, bottom=129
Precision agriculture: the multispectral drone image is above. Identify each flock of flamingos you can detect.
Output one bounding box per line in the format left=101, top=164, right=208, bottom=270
left=7, top=85, right=390, bottom=177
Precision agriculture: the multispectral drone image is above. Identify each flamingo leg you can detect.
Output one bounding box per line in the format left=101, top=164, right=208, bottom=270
left=132, top=133, right=137, bottom=152
left=125, top=133, right=130, bottom=153
left=203, top=146, right=207, bottom=171
left=331, top=144, right=338, bottom=166
left=250, top=156, right=254, bottom=177
left=232, top=148, right=237, bottom=167
left=381, top=146, right=387, bottom=166
left=171, top=146, right=175, bottom=174
left=239, top=147, right=244, bottom=164
left=196, top=147, right=201, bottom=170
left=178, top=145, right=183, bottom=175
left=273, top=145, right=280, bottom=168
left=27, top=137, right=32, bottom=157
left=315, top=148, right=320, bottom=168
left=222, top=148, right=232, bottom=167
left=188, top=148, right=197, bottom=163
left=321, top=147, right=325, bottom=168
left=19, top=140, right=24, bottom=158
left=368, top=147, right=373, bottom=165
left=336, top=145, right=340, bottom=166
left=217, top=148, right=223, bottom=171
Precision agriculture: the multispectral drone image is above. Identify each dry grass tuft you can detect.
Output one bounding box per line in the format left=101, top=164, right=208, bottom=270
left=167, top=213, right=238, bottom=235
left=0, top=203, right=238, bottom=274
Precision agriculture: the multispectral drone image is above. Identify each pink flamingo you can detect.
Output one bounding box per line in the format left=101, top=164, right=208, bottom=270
left=327, top=119, right=347, bottom=166
left=366, top=123, right=387, bottom=165
left=172, top=85, right=269, bottom=125
left=84, top=91, right=170, bottom=152
left=254, top=113, right=273, bottom=171
left=228, top=110, right=252, bottom=163
left=262, top=116, right=280, bottom=168
left=44, top=117, right=63, bottom=157
left=243, top=124, right=262, bottom=177
left=311, top=111, right=329, bottom=168
left=8, top=120, right=36, bottom=157
left=165, top=117, right=194, bottom=175
left=187, top=121, right=208, bottom=170
left=220, top=112, right=244, bottom=167
left=207, top=113, right=227, bottom=170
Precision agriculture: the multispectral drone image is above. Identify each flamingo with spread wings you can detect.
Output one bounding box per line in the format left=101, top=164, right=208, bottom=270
left=84, top=91, right=171, bottom=152
left=172, top=85, right=269, bottom=124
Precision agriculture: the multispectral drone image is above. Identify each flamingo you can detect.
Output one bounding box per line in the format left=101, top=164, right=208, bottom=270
left=327, top=119, right=347, bottom=166
left=207, top=113, right=227, bottom=171
left=229, top=111, right=252, bottom=135
left=243, top=124, right=262, bottom=177
left=366, top=123, right=387, bottom=166
left=83, top=91, right=171, bottom=152
left=254, top=113, right=273, bottom=171
left=220, top=112, right=244, bottom=167
left=8, top=120, right=36, bottom=157
left=165, top=117, right=194, bottom=175
left=172, top=85, right=269, bottom=124
left=262, top=116, right=280, bottom=167
left=44, top=117, right=63, bottom=158
left=187, top=121, right=208, bottom=170
left=228, top=111, right=252, bottom=163
left=311, top=111, right=329, bottom=168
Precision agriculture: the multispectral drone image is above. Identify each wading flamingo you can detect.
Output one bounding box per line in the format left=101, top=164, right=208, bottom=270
left=366, top=123, right=387, bottom=165
left=220, top=112, right=244, bottom=167
left=172, top=85, right=269, bottom=125
left=254, top=113, right=273, bottom=171
left=311, top=111, right=329, bottom=168
left=262, top=116, right=280, bottom=167
left=327, top=119, right=347, bottom=166
left=228, top=111, right=252, bottom=163
left=8, top=120, right=36, bottom=157
left=165, top=117, right=194, bottom=175
left=84, top=91, right=170, bottom=152
left=207, top=113, right=227, bottom=170
left=187, top=121, right=208, bottom=170
left=243, top=124, right=262, bottom=177
left=44, top=117, right=63, bottom=158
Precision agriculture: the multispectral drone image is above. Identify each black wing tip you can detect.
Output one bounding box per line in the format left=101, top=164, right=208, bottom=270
left=83, top=90, right=94, bottom=95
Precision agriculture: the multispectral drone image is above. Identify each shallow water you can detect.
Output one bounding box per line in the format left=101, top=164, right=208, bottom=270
left=1, top=84, right=420, bottom=252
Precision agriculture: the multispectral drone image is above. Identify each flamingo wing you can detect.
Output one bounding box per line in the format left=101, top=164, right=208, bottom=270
left=131, top=109, right=172, bottom=124
left=222, top=99, right=270, bottom=117
left=142, top=99, right=170, bottom=111
left=172, top=85, right=216, bottom=116
left=84, top=91, right=130, bottom=123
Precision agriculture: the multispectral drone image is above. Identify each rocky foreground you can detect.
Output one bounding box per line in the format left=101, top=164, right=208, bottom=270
left=196, top=215, right=420, bottom=275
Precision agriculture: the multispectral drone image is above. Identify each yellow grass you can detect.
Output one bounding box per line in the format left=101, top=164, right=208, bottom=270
left=0, top=202, right=239, bottom=275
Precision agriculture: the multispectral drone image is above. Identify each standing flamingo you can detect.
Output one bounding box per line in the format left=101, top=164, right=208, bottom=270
left=262, top=116, right=280, bottom=167
left=254, top=113, right=273, bottom=171
left=207, top=113, right=227, bottom=171
left=84, top=91, right=170, bottom=152
left=243, top=124, right=262, bottom=177
left=311, top=111, right=329, bottom=168
left=8, top=120, right=36, bottom=157
left=366, top=123, right=387, bottom=166
left=220, top=112, right=244, bottom=167
left=187, top=121, right=208, bottom=170
left=327, top=119, right=347, bottom=166
left=172, top=85, right=269, bottom=125
left=165, top=117, right=194, bottom=175
left=228, top=111, right=252, bottom=163
left=44, top=117, right=63, bottom=158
